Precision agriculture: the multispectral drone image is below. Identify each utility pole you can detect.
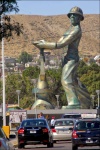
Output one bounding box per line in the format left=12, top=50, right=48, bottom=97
left=0, top=3, right=6, bottom=126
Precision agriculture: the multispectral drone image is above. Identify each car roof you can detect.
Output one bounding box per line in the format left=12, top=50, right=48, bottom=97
left=55, top=118, right=77, bottom=121
left=75, top=118, right=100, bottom=122
left=22, top=118, right=47, bottom=121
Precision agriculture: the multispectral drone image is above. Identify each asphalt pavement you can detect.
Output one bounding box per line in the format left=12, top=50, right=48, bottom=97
left=10, top=131, right=18, bottom=148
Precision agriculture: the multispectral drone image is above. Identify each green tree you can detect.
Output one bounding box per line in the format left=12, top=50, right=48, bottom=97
left=22, top=66, right=39, bottom=79
left=0, top=0, right=23, bottom=41
left=5, top=73, right=33, bottom=108
left=18, top=52, right=33, bottom=64
left=2, top=60, right=99, bottom=109
left=77, top=60, right=89, bottom=77
left=6, top=74, right=22, bottom=104
left=46, top=68, right=65, bottom=106
left=77, top=61, right=100, bottom=107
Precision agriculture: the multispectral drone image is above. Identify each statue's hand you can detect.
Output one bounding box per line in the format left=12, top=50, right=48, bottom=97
left=33, top=40, right=45, bottom=49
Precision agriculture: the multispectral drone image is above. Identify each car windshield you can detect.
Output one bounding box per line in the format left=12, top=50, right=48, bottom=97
left=21, top=120, right=46, bottom=127
left=55, top=120, right=74, bottom=126
left=75, top=121, right=100, bottom=130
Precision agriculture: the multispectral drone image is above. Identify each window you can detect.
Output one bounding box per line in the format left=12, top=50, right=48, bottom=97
left=76, top=121, right=100, bottom=130
left=22, top=120, right=46, bottom=127
left=65, top=120, right=74, bottom=126
left=55, top=121, right=63, bottom=126
left=76, top=122, right=86, bottom=130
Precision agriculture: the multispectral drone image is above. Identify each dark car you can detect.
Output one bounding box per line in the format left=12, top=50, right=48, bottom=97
left=61, top=113, right=81, bottom=119
left=17, top=118, right=54, bottom=148
left=71, top=119, right=100, bottom=150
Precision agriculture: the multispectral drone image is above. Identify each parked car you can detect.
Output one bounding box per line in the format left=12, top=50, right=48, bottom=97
left=61, top=113, right=81, bottom=119
left=71, top=118, right=100, bottom=150
left=51, top=118, right=76, bottom=143
left=17, top=118, right=54, bottom=148
left=0, top=127, right=15, bottom=150
left=0, top=137, right=10, bottom=150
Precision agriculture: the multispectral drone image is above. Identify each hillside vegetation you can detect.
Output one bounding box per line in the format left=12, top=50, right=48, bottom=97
left=1, top=14, right=99, bottom=58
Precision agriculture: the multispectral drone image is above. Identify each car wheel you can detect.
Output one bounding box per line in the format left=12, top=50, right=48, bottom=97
left=53, top=140, right=56, bottom=143
left=72, top=145, right=78, bottom=150
left=47, top=142, right=51, bottom=148
left=47, top=141, right=54, bottom=148
left=51, top=142, right=54, bottom=147
left=18, top=143, right=25, bottom=149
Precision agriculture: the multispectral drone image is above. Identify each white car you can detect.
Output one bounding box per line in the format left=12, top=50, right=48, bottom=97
left=51, top=118, right=76, bottom=143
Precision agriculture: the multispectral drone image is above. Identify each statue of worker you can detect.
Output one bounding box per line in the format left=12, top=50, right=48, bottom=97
left=33, top=6, right=91, bottom=109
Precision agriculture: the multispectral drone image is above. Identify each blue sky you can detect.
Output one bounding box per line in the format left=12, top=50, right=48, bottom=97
left=16, top=0, right=100, bottom=15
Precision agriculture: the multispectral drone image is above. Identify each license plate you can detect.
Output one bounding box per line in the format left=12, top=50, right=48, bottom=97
left=86, top=140, right=93, bottom=143
left=58, top=130, right=69, bottom=134
left=30, top=130, right=36, bottom=133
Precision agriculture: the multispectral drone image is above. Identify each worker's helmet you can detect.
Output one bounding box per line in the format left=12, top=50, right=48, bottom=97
left=67, top=6, right=84, bottom=21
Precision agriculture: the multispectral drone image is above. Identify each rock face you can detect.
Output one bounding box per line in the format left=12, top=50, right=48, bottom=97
left=1, top=14, right=99, bottom=58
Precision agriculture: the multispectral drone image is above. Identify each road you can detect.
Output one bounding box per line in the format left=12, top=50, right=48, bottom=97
left=15, top=141, right=100, bottom=150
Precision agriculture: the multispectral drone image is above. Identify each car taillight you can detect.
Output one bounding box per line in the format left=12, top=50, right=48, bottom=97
left=72, top=130, right=78, bottom=138
left=42, top=128, right=48, bottom=133
left=18, top=128, right=24, bottom=134
left=52, top=129, right=56, bottom=132
left=0, top=141, right=1, bottom=147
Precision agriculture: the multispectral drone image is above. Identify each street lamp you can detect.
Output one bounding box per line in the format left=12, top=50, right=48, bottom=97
left=31, top=79, right=38, bottom=118
left=96, top=90, right=100, bottom=108
left=91, top=95, right=95, bottom=108
left=55, top=94, right=60, bottom=109
left=16, top=90, right=21, bottom=107
left=96, top=90, right=100, bottom=118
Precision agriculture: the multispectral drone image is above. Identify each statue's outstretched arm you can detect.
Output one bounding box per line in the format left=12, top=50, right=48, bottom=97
left=33, top=26, right=81, bottom=50
left=33, top=40, right=56, bottom=49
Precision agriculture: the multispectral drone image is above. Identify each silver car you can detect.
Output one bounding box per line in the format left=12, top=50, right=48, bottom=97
left=51, top=118, right=76, bottom=142
left=0, top=137, right=10, bottom=150
left=0, top=127, right=15, bottom=150
left=0, top=137, right=15, bottom=150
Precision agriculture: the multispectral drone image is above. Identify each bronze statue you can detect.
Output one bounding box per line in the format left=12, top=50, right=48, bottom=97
left=31, top=47, right=54, bottom=109
left=33, top=6, right=92, bottom=109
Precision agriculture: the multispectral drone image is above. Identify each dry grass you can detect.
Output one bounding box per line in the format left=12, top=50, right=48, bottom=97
left=0, top=14, right=99, bottom=58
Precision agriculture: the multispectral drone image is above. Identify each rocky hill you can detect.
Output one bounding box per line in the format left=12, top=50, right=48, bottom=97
left=1, top=14, right=99, bottom=58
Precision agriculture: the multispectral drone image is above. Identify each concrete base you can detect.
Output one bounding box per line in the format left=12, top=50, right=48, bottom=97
left=62, top=105, right=81, bottom=109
